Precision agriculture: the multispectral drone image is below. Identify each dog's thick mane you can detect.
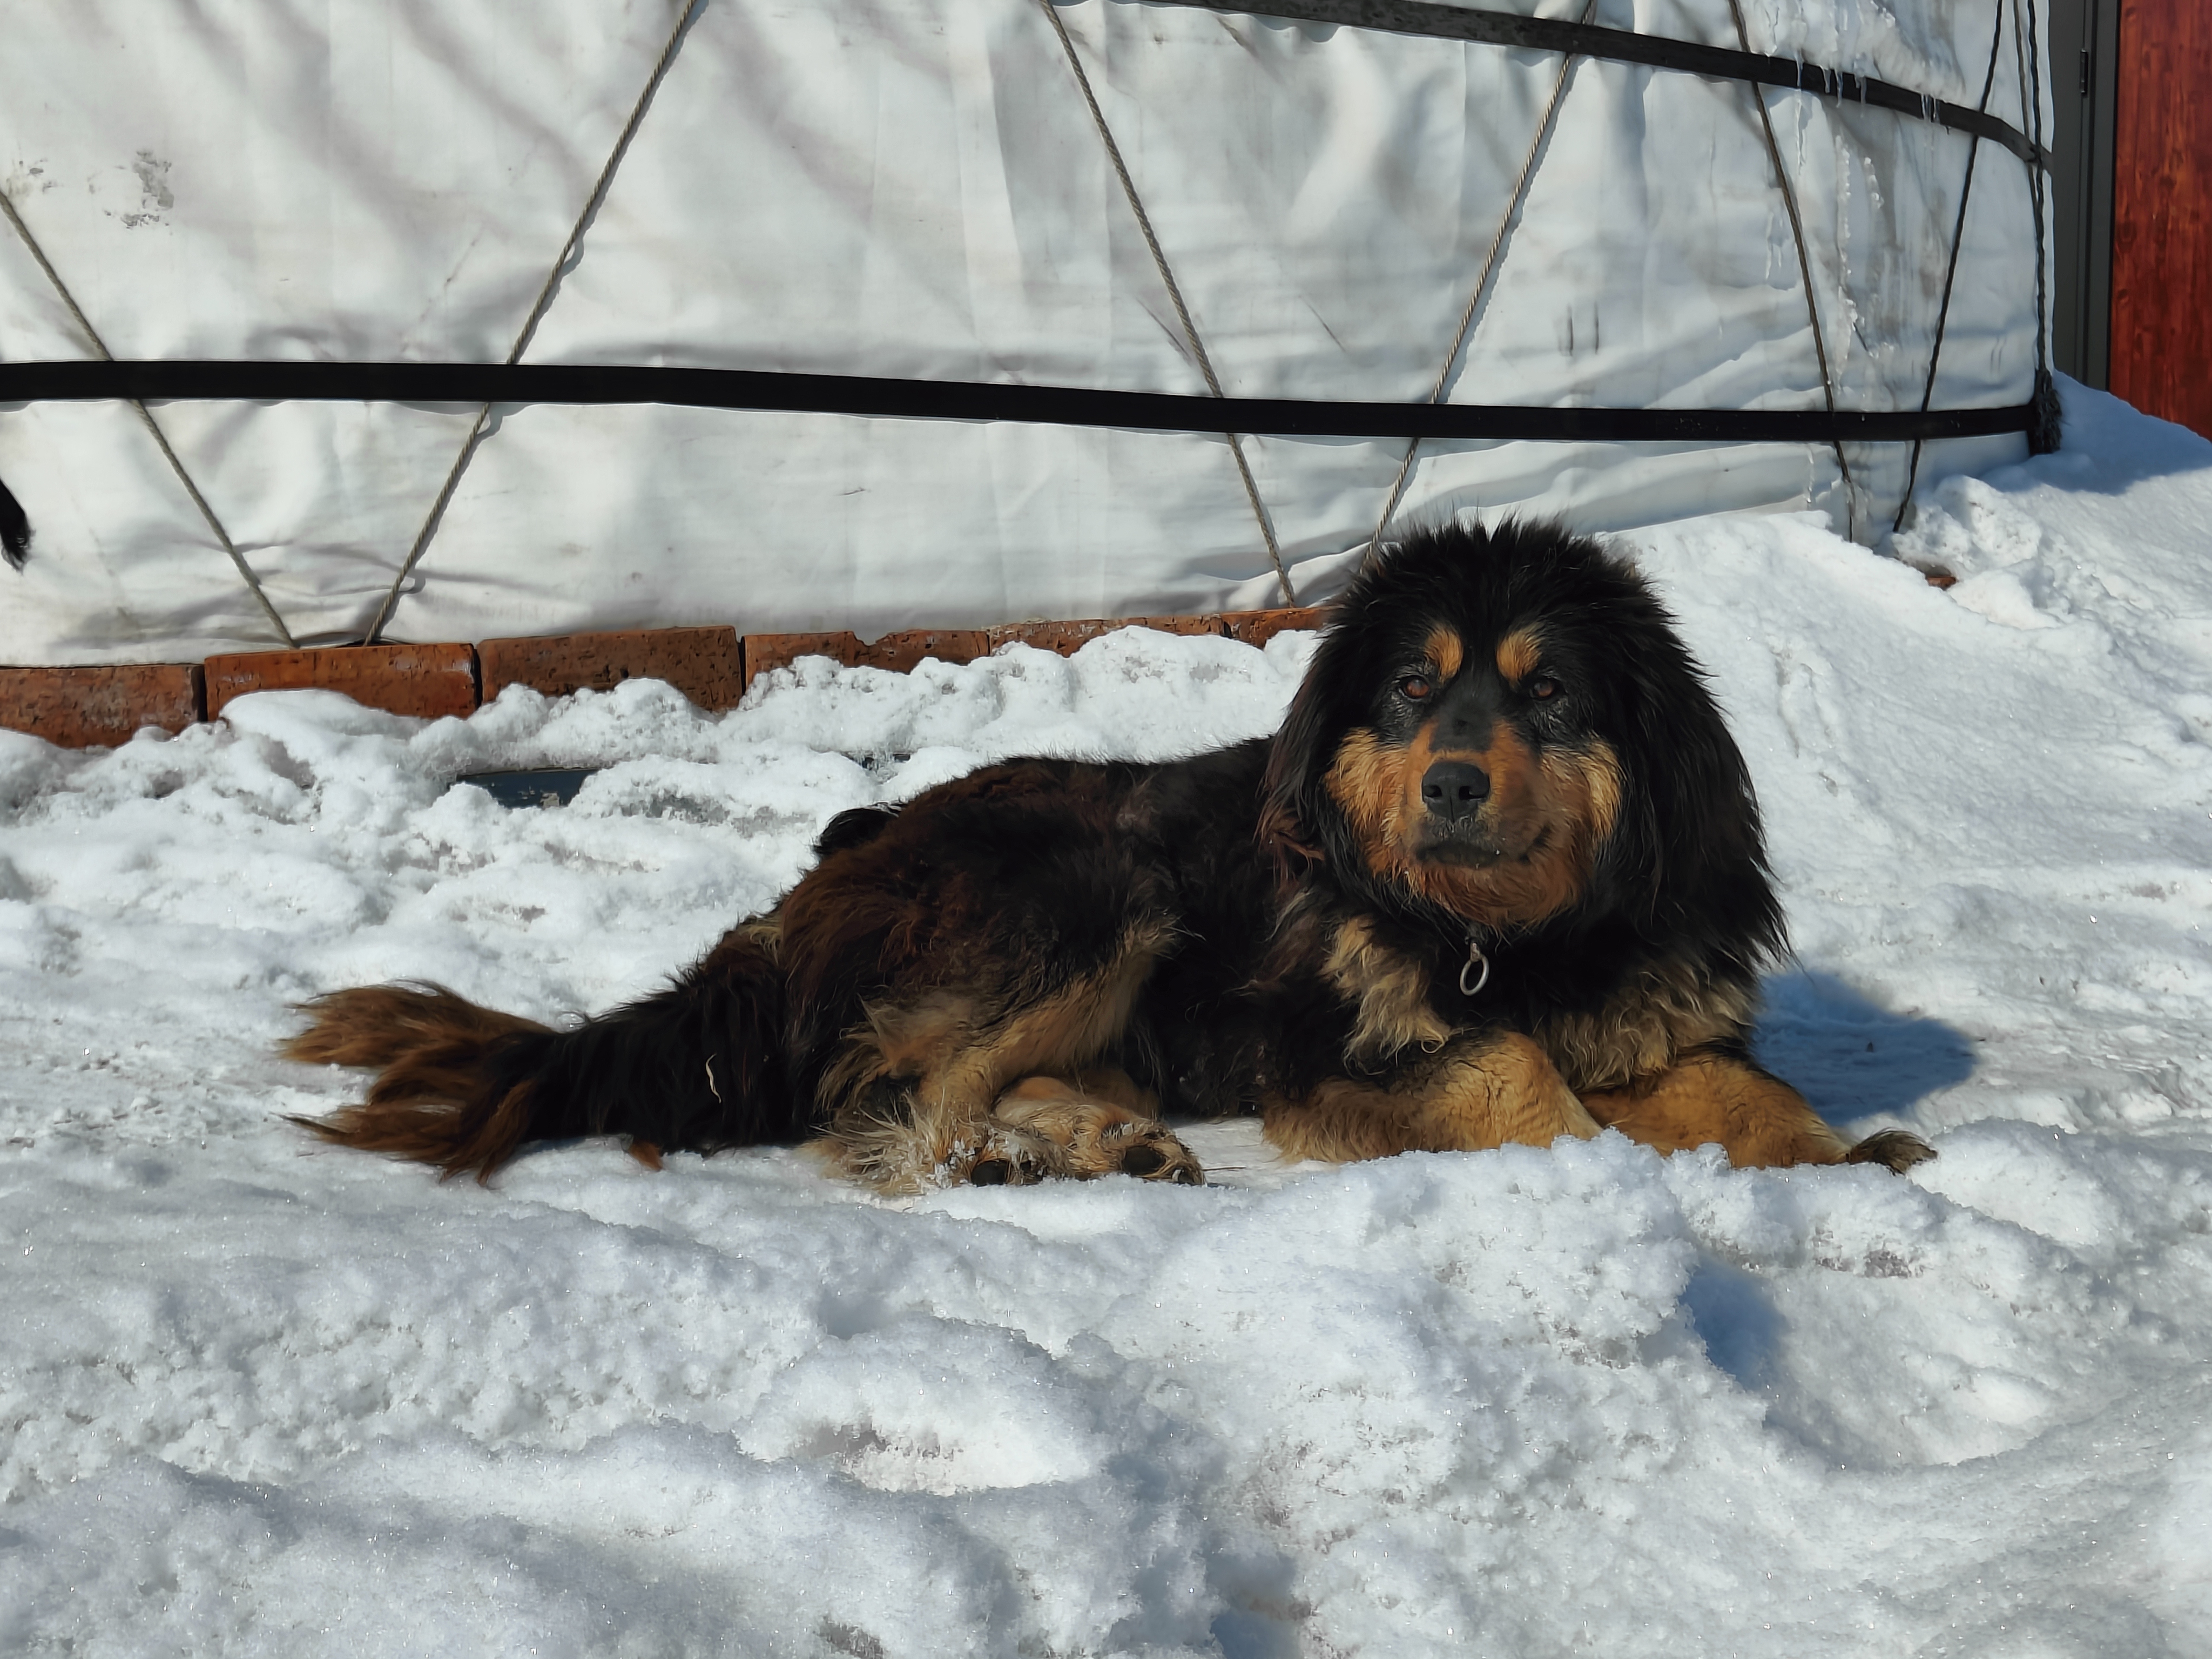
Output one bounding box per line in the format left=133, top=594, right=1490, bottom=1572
left=1259, top=521, right=1786, bottom=1088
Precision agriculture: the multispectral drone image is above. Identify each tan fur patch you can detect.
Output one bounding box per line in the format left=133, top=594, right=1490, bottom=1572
left=1325, top=915, right=1451, bottom=1064
left=936, top=918, right=1172, bottom=1102
left=1533, top=956, right=1756, bottom=1094
left=997, top=1068, right=1158, bottom=1118
left=1422, top=625, right=1465, bottom=682
left=1323, top=724, right=1615, bottom=930
left=811, top=918, right=1175, bottom=1192
left=1546, top=740, right=1624, bottom=847
left=1581, top=1049, right=1849, bottom=1166
left=1323, top=728, right=1409, bottom=882
left=732, top=913, right=782, bottom=961
left=280, top=984, right=550, bottom=1069
left=1262, top=1031, right=1600, bottom=1162
left=992, top=1073, right=1202, bottom=1183
left=1495, top=627, right=1543, bottom=683
left=853, top=990, right=980, bottom=1087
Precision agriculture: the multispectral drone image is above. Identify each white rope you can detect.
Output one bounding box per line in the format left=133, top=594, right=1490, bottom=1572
left=363, top=0, right=706, bottom=644
left=1362, top=0, right=1596, bottom=569
left=0, top=189, right=298, bottom=647
left=1727, top=0, right=1857, bottom=541
left=1036, top=0, right=1297, bottom=606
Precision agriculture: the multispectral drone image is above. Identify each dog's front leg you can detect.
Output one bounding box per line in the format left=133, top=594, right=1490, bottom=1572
left=1260, top=1030, right=1601, bottom=1163
left=1580, top=1048, right=1934, bottom=1171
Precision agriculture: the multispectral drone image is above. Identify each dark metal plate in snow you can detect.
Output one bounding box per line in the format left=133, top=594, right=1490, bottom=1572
left=456, top=768, right=599, bottom=809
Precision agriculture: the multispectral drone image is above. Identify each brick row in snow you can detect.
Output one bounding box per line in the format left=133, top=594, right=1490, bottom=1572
left=0, top=608, right=1328, bottom=748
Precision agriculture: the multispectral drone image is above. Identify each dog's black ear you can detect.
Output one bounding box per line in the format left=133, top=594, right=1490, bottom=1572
left=0, top=472, right=28, bottom=571
left=1258, top=534, right=1430, bottom=845
left=1597, top=593, right=1785, bottom=965
left=1259, top=662, right=1329, bottom=867
left=1258, top=601, right=1357, bottom=864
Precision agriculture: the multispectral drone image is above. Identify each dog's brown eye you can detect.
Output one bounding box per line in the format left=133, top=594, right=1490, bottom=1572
left=1398, top=675, right=1432, bottom=702
left=1529, top=676, right=1561, bottom=700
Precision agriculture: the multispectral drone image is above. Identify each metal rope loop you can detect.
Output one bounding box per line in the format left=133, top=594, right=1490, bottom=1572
left=1364, top=0, right=1596, bottom=569
left=1037, top=0, right=1297, bottom=605
left=1893, top=1, right=2011, bottom=534
left=363, top=0, right=709, bottom=645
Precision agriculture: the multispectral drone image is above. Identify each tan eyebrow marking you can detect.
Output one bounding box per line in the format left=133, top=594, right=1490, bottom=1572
left=1496, top=627, right=1543, bottom=684
left=1422, top=625, right=1465, bottom=682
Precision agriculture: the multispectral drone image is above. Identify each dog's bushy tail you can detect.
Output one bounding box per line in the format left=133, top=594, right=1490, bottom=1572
left=283, top=924, right=797, bottom=1181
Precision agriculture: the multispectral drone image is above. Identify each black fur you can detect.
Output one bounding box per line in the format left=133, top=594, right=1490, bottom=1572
left=521, top=925, right=795, bottom=1152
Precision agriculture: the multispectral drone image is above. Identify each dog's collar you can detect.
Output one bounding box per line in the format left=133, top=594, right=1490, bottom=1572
left=1459, top=935, right=1492, bottom=997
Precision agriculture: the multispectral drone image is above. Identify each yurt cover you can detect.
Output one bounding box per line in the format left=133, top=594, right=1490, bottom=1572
left=0, top=0, right=2056, bottom=664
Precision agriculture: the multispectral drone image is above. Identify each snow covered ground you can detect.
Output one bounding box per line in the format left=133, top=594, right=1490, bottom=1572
left=3, top=378, right=2211, bottom=1656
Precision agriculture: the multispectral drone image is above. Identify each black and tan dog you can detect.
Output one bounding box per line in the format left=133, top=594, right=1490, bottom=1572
left=287, top=521, right=1932, bottom=1190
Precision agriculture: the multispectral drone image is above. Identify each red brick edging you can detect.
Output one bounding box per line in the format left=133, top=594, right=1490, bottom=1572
left=735, top=609, right=1324, bottom=686
left=0, top=664, right=205, bottom=750
left=481, top=626, right=744, bottom=711
left=203, top=642, right=480, bottom=722
left=0, top=605, right=1327, bottom=749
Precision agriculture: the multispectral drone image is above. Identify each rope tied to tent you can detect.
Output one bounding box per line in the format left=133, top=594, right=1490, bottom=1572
left=0, top=188, right=296, bottom=645
left=1363, top=0, right=1597, bottom=568
left=1726, top=0, right=1856, bottom=543
left=1893, top=0, right=2011, bottom=535
left=1036, top=0, right=1297, bottom=608
left=361, top=0, right=708, bottom=646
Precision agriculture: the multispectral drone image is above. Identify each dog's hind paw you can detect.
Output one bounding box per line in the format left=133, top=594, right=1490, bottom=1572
left=993, top=1076, right=1203, bottom=1185
left=1843, top=1128, right=1937, bottom=1174
left=954, top=1122, right=1058, bottom=1188
left=806, top=1074, right=1205, bottom=1191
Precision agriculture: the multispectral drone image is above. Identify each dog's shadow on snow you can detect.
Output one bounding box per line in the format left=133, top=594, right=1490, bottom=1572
left=1749, top=969, right=1975, bottom=1128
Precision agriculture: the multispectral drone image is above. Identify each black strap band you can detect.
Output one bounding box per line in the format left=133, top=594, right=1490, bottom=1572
left=1143, top=0, right=2047, bottom=168
left=0, top=359, right=2032, bottom=443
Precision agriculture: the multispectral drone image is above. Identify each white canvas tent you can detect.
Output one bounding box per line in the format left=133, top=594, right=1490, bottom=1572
left=0, top=0, right=2054, bottom=666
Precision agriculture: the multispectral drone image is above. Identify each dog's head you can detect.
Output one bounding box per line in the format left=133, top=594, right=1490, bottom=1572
left=1263, top=520, right=1782, bottom=952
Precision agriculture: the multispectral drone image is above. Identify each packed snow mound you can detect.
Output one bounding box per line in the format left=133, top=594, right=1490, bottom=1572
left=3, top=379, right=2211, bottom=1654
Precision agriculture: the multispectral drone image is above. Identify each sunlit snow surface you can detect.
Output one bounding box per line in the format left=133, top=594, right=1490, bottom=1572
left=5, top=382, right=2212, bottom=1655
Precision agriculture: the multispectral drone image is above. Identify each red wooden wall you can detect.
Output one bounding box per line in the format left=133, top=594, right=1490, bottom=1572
left=2110, top=0, right=2212, bottom=437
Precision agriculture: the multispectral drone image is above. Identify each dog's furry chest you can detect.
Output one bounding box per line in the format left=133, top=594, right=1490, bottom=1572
left=1166, top=901, right=1757, bottom=1103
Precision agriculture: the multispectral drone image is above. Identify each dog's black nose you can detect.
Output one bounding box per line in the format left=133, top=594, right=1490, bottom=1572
left=1421, top=760, right=1491, bottom=819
